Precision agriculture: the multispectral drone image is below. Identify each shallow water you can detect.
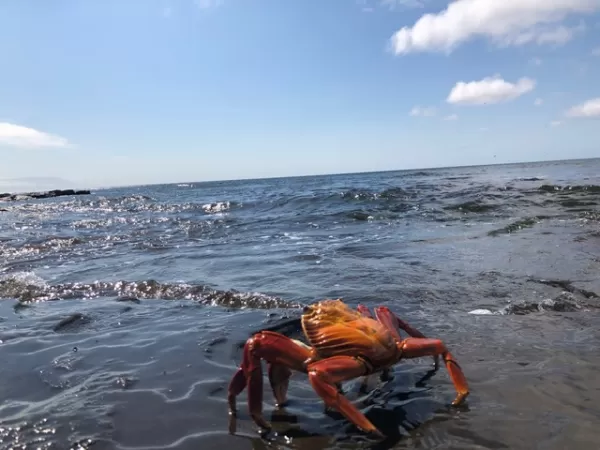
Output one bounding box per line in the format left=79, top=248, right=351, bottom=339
left=1, top=159, right=600, bottom=450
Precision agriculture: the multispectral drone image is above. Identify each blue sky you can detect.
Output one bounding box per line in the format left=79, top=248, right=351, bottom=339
left=1, top=0, right=599, bottom=191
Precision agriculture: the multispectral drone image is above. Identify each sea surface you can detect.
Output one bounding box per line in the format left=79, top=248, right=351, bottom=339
left=1, top=159, right=600, bottom=450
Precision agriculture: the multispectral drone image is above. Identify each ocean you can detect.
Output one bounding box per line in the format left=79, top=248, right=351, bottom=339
left=1, top=159, right=600, bottom=450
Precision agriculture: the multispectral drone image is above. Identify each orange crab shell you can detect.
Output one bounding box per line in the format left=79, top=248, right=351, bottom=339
left=301, top=299, right=400, bottom=366
left=227, top=298, right=471, bottom=438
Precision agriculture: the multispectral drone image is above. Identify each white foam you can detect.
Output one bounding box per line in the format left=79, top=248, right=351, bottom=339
left=0, top=270, right=48, bottom=287
left=202, top=201, right=230, bottom=213
left=468, top=308, right=495, bottom=315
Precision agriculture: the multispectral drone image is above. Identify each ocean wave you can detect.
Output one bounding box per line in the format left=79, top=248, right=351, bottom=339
left=444, top=200, right=500, bottom=213
left=538, top=184, right=600, bottom=194
left=0, top=272, right=302, bottom=310
left=4, top=182, right=598, bottom=229
left=4, top=194, right=242, bottom=216
left=487, top=216, right=544, bottom=237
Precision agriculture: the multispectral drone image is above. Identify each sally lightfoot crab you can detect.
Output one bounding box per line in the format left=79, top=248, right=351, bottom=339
left=227, top=299, right=470, bottom=438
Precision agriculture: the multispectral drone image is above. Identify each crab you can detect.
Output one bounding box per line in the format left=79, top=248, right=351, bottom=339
left=227, top=299, right=470, bottom=438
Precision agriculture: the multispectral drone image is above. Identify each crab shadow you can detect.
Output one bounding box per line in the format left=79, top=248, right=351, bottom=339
left=230, top=366, right=463, bottom=450
left=229, top=316, right=467, bottom=449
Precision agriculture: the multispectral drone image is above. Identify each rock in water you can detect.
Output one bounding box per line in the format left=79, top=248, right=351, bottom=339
left=0, top=189, right=91, bottom=202
left=502, top=292, right=583, bottom=315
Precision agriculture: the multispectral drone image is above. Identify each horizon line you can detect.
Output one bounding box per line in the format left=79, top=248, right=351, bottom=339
left=2, top=156, right=598, bottom=195
left=89, top=155, right=599, bottom=192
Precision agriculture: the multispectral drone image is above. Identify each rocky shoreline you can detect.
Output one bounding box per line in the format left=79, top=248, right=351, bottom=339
left=0, top=189, right=91, bottom=202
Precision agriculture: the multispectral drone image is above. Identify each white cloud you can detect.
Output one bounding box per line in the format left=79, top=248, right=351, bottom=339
left=409, top=106, right=437, bottom=116
left=534, top=98, right=543, bottom=106
left=389, top=0, right=600, bottom=55
left=0, top=122, right=70, bottom=149
left=447, top=75, right=535, bottom=105
left=443, top=113, right=459, bottom=120
left=565, top=97, right=600, bottom=118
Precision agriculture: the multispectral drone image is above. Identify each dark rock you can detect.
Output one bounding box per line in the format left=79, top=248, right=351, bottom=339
left=53, top=313, right=92, bottom=332
left=115, top=375, right=138, bottom=389
left=528, top=278, right=599, bottom=299
left=548, top=292, right=583, bottom=311
left=538, top=184, right=561, bottom=192
left=502, top=292, right=583, bottom=315
left=115, top=296, right=141, bottom=304
left=0, top=189, right=91, bottom=202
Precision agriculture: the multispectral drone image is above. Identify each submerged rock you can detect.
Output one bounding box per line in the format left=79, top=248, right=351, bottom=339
left=53, top=312, right=92, bottom=332
left=502, top=292, right=583, bottom=315
left=1, top=277, right=303, bottom=310
left=469, top=292, right=591, bottom=316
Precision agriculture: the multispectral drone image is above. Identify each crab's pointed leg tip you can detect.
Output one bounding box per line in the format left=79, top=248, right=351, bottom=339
left=228, top=413, right=237, bottom=434
left=367, top=429, right=386, bottom=440
left=451, top=392, right=470, bottom=407
left=258, top=426, right=274, bottom=439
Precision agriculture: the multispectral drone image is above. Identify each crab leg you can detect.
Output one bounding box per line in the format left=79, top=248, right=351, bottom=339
left=374, top=306, right=440, bottom=369
left=268, top=363, right=293, bottom=407
left=356, top=304, right=391, bottom=382
left=356, top=304, right=373, bottom=318
left=307, top=356, right=384, bottom=438
left=399, top=337, right=469, bottom=406
left=227, top=331, right=312, bottom=432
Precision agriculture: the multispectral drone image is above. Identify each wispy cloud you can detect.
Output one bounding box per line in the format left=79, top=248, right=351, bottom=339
left=503, top=22, right=586, bottom=47
left=357, top=0, right=426, bottom=12
left=195, top=0, right=224, bottom=9
left=389, top=0, right=599, bottom=55
left=592, top=46, right=600, bottom=55
left=550, top=120, right=562, bottom=127
left=565, top=97, right=600, bottom=118
left=530, top=57, right=543, bottom=66
left=0, top=122, right=70, bottom=149
left=380, top=0, right=426, bottom=9
left=534, top=98, right=543, bottom=106
left=409, top=106, right=437, bottom=117
left=443, top=114, right=459, bottom=121
left=447, top=75, right=536, bottom=106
